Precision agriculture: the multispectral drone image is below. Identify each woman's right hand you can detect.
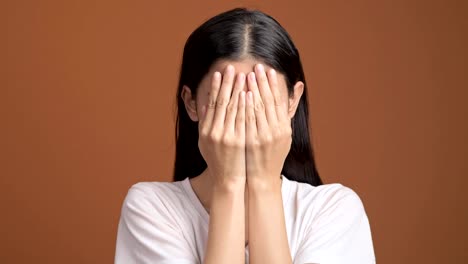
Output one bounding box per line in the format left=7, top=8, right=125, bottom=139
left=198, top=65, right=247, bottom=187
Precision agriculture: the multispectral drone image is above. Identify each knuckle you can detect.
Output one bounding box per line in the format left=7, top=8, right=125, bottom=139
left=274, top=98, right=282, bottom=107
left=246, top=137, right=259, bottom=147
left=208, top=132, right=221, bottom=143
left=199, top=130, right=209, bottom=139
left=208, top=99, right=217, bottom=108
left=263, top=134, right=273, bottom=143
left=258, top=136, right=270, bottom=145
left=254, top=101, right=265, bottom=112
left=221, top=135, right=232, bottom=145
left=222, top=135, right=241, bottom=148
left=272, top=130, right=282, bottom=140
left=252, top=140, right=261, bottom=147
left=226, top=103, right=236, bottom=113
left=216, top=97, right=229, bottom=107
left=247, top=114, right=256, bottom=123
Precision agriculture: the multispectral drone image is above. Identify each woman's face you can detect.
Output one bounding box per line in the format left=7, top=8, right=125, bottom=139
left=182, top=58, right=304, bottom=122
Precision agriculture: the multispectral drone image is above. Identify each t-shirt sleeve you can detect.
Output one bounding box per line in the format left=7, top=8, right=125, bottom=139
left=114, top=183, right=195, bottom=264
left=294, top=185, right=375, bottom=264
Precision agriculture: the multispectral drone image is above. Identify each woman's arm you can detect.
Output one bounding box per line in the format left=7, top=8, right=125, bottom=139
left=245, top=64, right=295, bottom=263
left=248, top=178, right=292, bottom=264
left=198, top=65, right=248, bottom=264
left=204, top=180, right=246, bottom=264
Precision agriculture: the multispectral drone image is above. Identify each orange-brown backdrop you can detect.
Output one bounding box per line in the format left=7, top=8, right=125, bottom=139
left=3, top=0, right=467, bottom=263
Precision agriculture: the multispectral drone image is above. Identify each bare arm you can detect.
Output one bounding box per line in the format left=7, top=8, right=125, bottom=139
left=245, top=64, right=296, bottom=263
left=198, top=65, right=248, bottom=264
left=248, top=178, right=292, bottom=264
left=204, top=181, right=246, bottom=264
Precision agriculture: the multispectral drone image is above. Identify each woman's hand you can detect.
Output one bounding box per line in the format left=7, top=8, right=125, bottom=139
left=200, top=66, right=248, bottom=264
left=245, top=64, right=292, bottom=188
left=245, top=64, right=293, bottom=264
left=198, top=65, right=247, bottom=187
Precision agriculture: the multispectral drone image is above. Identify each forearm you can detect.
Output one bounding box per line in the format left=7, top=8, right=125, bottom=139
left=204, top=180, right=245, bottom=264
left=248, top=177, right=292, bottom=264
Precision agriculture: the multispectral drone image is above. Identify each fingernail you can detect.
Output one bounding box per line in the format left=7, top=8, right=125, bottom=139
left=249, top=72, right=256, bottom=81
left=257, top=64, right=264, bottom=72
left=227, top=65, right=234, bottom=73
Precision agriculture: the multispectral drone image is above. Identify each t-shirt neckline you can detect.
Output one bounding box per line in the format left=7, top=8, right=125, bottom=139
left=180, top=175, right=292, bottom=227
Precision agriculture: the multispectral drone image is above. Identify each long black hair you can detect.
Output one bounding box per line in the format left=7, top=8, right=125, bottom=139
left=173, top=8, right=323, bottom=186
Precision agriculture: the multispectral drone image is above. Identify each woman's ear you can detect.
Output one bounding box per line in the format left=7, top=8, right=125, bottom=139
left=181, top=85, right=199, bottom=122
left=288, top=81, right=304, bottom=118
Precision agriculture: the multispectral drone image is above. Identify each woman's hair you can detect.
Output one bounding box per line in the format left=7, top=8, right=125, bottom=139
left=173, top=8, right=323, bottom=186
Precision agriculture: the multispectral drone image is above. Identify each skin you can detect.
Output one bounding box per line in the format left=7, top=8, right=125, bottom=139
left=181, top=58, right=304, bottom=264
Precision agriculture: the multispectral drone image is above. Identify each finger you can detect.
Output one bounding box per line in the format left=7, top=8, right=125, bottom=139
left=246, top=91, right=257, bottom=142
left=200, top=71, right=221, bottom=133
left=267, top=68, right=288, bottom=122
left=198, top=105, right=206, bottom=123
left=212, top=65, right=235, bottom=130
left=235, top=91, right=246, bottom=137
left=225, top=73, right=246, bottom=132
left=247, top=72, right=268, bottom=133
left=255, top=64, right=277, bottom=125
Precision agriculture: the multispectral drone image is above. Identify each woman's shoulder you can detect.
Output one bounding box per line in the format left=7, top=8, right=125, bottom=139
left=119, top=179, right=190, bottom=221
left=288, top=176, right=362, bottom=200
left=284, top=178, right=375, bottom=262
left=126, top=179, right=185, bottom=197
left=285, top=177, right=366, bottom=219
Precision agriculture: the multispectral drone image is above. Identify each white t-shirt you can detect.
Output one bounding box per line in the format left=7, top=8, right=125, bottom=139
left=115, top=175, right=375, bottom=264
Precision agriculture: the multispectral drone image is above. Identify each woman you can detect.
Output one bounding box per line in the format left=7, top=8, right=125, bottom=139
left=115, top=8, right=375, bottom=264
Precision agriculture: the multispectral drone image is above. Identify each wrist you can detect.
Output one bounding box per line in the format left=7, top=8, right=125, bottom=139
left=247, top=175, right=282, bottom=192
left=206, top=167, right=246, bottom=185
left=212, top=177, right=246, bottom=193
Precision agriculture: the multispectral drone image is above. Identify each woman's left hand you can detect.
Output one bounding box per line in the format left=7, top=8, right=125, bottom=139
left=245, top=64, right=292, bottom=188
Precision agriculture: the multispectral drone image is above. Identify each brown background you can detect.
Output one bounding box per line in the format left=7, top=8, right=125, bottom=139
left=2, top=0, right=467, bottom=263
